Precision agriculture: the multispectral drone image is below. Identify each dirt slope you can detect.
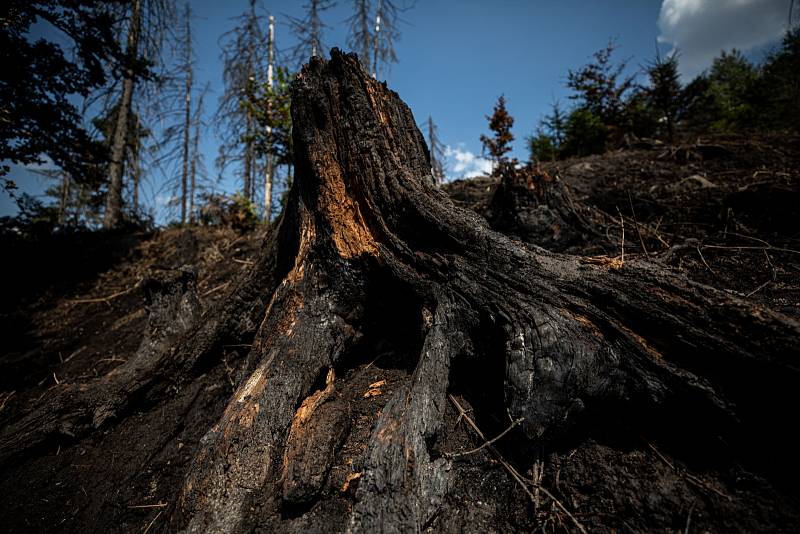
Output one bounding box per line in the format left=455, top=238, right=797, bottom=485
left=1, top=132, right=798, bottom=533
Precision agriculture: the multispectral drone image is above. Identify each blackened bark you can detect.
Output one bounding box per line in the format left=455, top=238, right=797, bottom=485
left=171, top=50, right=799, bottom=531
left=487, top=162, right=599, bottom=251
left=3, top=50, right=799, bottom=533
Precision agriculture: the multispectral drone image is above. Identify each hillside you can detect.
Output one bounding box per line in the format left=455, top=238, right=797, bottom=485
left=1, top=56, right=799, bottom=534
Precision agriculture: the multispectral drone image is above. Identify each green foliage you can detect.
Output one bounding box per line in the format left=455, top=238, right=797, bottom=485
left=753, top=28, right=800, bottom=131
left=566, top=40, right=635, bottom=129
left=704, top=49, right=758, bottom=131
left=541, top=101, right=567, bottom=146
left=645, top=52, right=682, bottom=140
left=560, top=107, right=607, bottom=158
left=197, top=192, right=258, bottom=232
left=527, top=32, right=799, bottom=162
left=680, top=75, right=716, bottom=134
left=527, top=130, right=557, bottom=163
left=248, top=66, right=294, bottom=166
left=624, top=90, right=659, bottom=140
left=0, top=193, right=59, bottom=237
left=0, top=1, right=124, bottom=179
left=480, top=95, right=515, bottom=170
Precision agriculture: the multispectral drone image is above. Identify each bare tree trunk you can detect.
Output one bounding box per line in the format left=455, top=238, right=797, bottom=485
left=189, top=110, right=199, bottom=225
left=58, top=173, right=70, bottom=225
left=132, top=151, right=139, bottom=214
left=264, top=15, right=275, bottom=223
left=103, top=0, right=142, bottom=229
left=426, top=115, right=444, bottom=185
left=244, top=116, right=253, bottom=201
left=372, top=0, right=382, bottom=77
left=180, top=4, right=193, bottom=225
left=264, top=158, right=274, bottom=222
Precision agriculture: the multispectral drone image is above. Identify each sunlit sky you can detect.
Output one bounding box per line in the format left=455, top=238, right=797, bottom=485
left=2, top=0, right=793, bottom=221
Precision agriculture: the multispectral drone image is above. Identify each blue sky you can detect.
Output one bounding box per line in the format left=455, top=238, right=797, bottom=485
left=2, top=0, right=793, bottom=220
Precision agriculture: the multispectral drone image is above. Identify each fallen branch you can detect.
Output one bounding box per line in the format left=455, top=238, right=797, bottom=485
left=0, top=391, right=14, bottom=412
left=445, top=416, right=524, bottom=459
left=448, top=394, right=588, bottom=534
left=201, top=281, right=230, bottom=298
left=628, top=191, right=650, bottom=256
left=127, top=502, right=168, bottom=509
left=68, top=282, right=140, bottom=305
left=645, top=441, right=731, bottom=501
left=141, top=510, right=162, bottom=534
left=702, top=245, right=800, bottom=256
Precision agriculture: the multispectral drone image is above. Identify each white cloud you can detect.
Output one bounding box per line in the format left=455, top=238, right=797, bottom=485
left=444, top=144, right=492, bottom=180
left=657, top=0, right=789, bottom=79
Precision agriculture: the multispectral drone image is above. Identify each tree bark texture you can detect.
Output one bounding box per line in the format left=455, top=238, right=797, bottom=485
left=104, top=0, right=142, bottom=229
left=173, top=50, right=800, bottom=531
left=2, top=50, right=799, bottom=533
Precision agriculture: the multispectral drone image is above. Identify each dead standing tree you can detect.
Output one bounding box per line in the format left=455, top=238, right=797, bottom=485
left=425, top=115, right=445, bottom=185
left=217, top=0, right=268, bottom=202
left=288, top=0, right=336, bottom=66
left=104, top=0, right=143, bottom=228
left=1, top=51, right=799, bottom=532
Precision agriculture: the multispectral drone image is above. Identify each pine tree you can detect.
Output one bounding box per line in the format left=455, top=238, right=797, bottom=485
left=371, top=0, right=403, bottom=78
left=0, top=0, right=118, bottom=186
left=542, top=100, right=567, bottom=146
left=344, top=0, right=410, bottom=76
left=217, top=0, right=268, bottom=202
left=480, top=95, right=515, bottom=173
left=346, top=0, right=373, bottom=68
left=646, top=51, right=682, bottom=141
left=566, top=40, right=635, bottom=128
left=189, top=85, right=209, bottom=225
left=288, top=0, right=336, bottom=67
left=103, top=0, right=176, bottom=228
left=103, top=0, right=143, bottom=229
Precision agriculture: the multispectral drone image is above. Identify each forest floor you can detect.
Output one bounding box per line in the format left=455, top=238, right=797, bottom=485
left=448, top=133, right=800, bottom=319
left=1, top=132, right=799, bottom=532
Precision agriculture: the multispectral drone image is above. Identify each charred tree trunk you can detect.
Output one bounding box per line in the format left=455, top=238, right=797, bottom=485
left=487, top=162, right=600, bottom=252
left=2, top=51, right=799, bottom=533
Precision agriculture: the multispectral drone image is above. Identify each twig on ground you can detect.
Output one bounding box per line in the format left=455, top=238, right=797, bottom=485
left=68, top=282, right=140, bottom=305
left=702, top=245, right=800, bottom=256
left=0, top=391, right=15, bottom=412
left=645, top=440, right=731, bottom=501
left=628, top=192, right=650, bottom=256
left=445, top=417, right=524, bottom=458
left=62, top=346, right=86, bottom=364
left=745, top=279, right=772, bottom=298
left=448, top=394, right=587, bottom=534
left=696, top=246, right=716, bottom=276
left=141, top=510, right=162, bottom=534
left=616, top=207, right=625, bottom=265
left=364, top=352, right=389, bottom=369
left=128, top=502, right=168, bottom=509
left=97, top=357, right=127, bottom=364
left=201, top=281, right=230, bottom=298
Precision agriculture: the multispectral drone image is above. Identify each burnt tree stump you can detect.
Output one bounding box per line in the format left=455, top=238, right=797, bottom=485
left=1, top=50, right=799, bottom=533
